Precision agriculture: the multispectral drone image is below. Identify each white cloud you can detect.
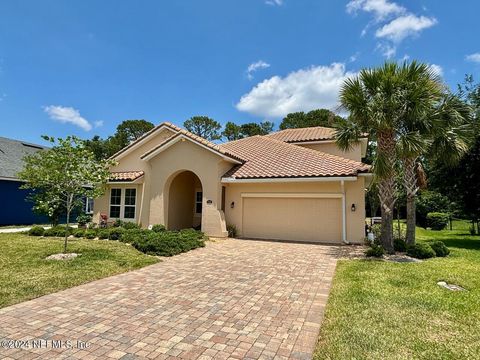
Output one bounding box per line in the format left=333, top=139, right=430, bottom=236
left=376, top=43, right=396, bottom=58
left=236, top=63, right=356, bottom=118
left=246, top=60, right=270, bottom=80
left=94, top=120, right=104, bottom=128
left=375, top=14, right=437, bottom=42
left=265, top=0, right=283, bottom=5
left=428, top=64, right=443, bottom=77
left=347, top=1, right=437, bottom=58
left=349, top=52, right=360, bottom=62
left=44, top=105, right=92, bottom=131
left=346, top=0, right=405, bottom=21
left=466, top=53, right=480, bottom=63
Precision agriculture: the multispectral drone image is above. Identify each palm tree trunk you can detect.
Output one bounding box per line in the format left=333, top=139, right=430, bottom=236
left=377, top=131, right=396, bottom=254
left=403, top=157, right=418, bottom=245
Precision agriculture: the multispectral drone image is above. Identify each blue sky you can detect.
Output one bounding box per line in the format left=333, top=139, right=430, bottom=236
left=0, top=0, right=479, bottom=145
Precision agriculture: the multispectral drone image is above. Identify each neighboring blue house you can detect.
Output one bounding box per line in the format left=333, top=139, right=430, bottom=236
left=0, top=137, right=50, bottom=225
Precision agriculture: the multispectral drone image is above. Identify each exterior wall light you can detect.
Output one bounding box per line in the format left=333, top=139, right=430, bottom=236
left=230, top=201, right=235, bottom=209
left=351, top=204, right=356, bottom=212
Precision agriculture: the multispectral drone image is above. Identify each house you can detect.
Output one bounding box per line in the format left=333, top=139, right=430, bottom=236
left=93, top=122, right=371, bottom=243
left=0, top=137, right=50, bottom=225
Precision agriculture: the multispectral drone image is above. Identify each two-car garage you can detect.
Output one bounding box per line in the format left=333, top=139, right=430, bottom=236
left=241, top=194, right=344, bottom=244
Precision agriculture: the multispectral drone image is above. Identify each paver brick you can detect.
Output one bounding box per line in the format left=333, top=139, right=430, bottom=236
left=0, top=239, right=344, bottom=359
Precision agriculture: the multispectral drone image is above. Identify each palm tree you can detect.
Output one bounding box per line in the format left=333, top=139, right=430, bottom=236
left=336, top=63, right=407, bottom=253
left=396, top=62, right=444, bottom=245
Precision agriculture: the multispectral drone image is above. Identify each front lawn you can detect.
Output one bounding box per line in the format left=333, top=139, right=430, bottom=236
left=0, top=233, right=159, bottom=308
left=315, top=220, right=480, bottom=360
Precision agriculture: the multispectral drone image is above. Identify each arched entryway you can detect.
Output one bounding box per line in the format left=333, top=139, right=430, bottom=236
left=167, top=170, right=203, bottom=230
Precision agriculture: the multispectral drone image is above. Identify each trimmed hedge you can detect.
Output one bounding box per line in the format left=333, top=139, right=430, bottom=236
left=130, top=228, right=206, bottom=257
left=44, top=226, right=73, bottom=237
left=109, top=227, right=125, bottom=240
left=84, top=229, right=97, bottom=239
left=426, top=212, right=449, bottom=230
left=429, top=241, right=450, bottom=257
left=28, top=226, right=45, bottom=236
left=407, top=243, right=436, bottom=259
left=73, top=229, right=85, bottom=238
left=97, top=229, right=110, bottom=240
left=151, top=224, right=166, bottom=232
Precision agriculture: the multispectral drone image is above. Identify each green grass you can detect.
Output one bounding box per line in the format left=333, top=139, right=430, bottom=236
left=0, top=233, right=159, bottom=308
left=315, top=220, right=480, bottom=360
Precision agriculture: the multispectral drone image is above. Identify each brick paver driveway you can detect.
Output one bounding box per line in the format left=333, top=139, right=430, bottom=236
left=0, top=239, right=343, bottom=360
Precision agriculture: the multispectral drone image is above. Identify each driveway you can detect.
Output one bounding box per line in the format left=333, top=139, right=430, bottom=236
left=0, top=239, right=342, bottom=360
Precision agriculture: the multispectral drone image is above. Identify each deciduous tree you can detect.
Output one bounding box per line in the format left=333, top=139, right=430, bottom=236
left=18, top=136, right=115, bottom=253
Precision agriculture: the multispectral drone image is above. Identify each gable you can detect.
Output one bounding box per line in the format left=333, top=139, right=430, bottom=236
left=112, top=127, right=176, bottom=171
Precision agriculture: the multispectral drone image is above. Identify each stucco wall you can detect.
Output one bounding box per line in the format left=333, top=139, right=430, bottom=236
left=224, top=178, right=366, bottom=243
left=147, top=139, right=231, bottom=237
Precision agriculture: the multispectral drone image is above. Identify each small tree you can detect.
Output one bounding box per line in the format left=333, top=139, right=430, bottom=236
left=184, top=116, right=222, bottom=141
left=18, top=136, right=115, bottom=253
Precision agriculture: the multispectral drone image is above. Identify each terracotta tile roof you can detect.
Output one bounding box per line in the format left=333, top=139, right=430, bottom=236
left=267, top=126, right=337, bottom=143
left=220, top=136, right=370, bottom=179
left=109, top=171, right=145, bottom=182
left=140, top=123, right=244, bottom=163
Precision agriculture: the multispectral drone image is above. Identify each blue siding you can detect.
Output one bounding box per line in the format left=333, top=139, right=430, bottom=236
left=0, top=180, right=49, bottom=225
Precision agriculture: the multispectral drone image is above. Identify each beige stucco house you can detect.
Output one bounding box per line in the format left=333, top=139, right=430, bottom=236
left=93, top=122, right=371, bottom=244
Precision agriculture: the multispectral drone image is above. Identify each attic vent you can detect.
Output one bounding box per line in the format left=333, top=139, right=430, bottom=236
left=21, top=143, right=43, bottom=150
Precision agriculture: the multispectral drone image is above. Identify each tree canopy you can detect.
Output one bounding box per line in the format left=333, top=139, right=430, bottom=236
left=85, top=119, right=155, bottom=160
left=184, top=116, right=222, bottom=141
left=279, top=109, right=343, bottom=130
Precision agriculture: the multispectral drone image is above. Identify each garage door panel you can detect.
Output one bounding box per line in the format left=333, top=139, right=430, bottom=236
left=242, top=197, right=342, bottom=243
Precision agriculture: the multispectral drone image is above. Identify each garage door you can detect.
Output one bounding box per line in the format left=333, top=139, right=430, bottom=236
left=242, top=196, right=343, bottom=243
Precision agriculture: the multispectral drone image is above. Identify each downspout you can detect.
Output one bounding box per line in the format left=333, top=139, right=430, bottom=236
left=341, top=180, right=350, bottom=244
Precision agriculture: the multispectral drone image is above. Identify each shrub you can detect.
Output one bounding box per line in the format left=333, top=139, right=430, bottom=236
left=43, top=226, right=73, bottom=237
left=76, top=213, right=92, bottom=227
left=131, top=229, right=206, bottom=257
left=429, top=241, right=450, bottom=257
left=73, top=229, right=85, bottom=238
left=416, top=191, right=451, bottom=228
left=122, top=222, right=140, bottom=230
left=365, top=244, right=384, bottom=257
left=227, top=224, right=237, bottom=238
left=394, top=238, right=407, bottom=252
left=97, top=229, right=110, bottom=240
left=426, top=212, right=449, bottom=230
left=109, top=227, right=125, bottom=240
left=112, top=219, right=124, bottom=227
left=371, top=224, right=382, bottom=243
left=84, top=229, right=97, bottom=239
left=120, top=228, right=149, bottom=243
left=151, top=224, right=166, bottom=232
left=28, top=226, right=45, bottom=236
left=406, top=243, right=436, bottom=259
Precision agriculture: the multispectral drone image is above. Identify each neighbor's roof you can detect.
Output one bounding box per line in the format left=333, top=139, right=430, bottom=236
left=220, top=136, right=370, bottom=179
left=0, top=137, right=48, bottom=180
left=109, top=171, right=145, bottom=182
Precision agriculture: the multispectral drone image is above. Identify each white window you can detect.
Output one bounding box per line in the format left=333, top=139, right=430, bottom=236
left=110, top=189, right=121, bottom=218
left=195, top=191, right=202, bottom=214
left=124, top=189, right=136, bottom=219
left=109, top=188, right=137, bottom=220
left=85, top=198, right=94, bottom=214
